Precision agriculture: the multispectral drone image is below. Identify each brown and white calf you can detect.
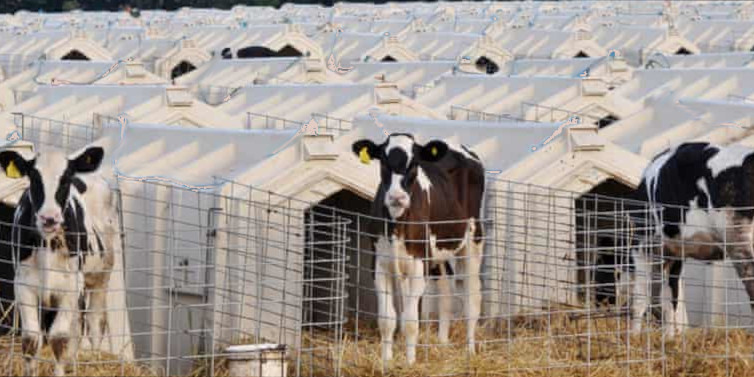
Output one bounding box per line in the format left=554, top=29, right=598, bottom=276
left=0, top=147, right=114, bottom=376
left=630, top=142, right=754, bottom=335
left=352, top=133, right=485, bottom=367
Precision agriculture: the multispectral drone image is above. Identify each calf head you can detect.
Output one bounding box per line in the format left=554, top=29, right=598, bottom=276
left=352, top=134, right=448, bottom=219
left=0, top=147, right=104, bottom=238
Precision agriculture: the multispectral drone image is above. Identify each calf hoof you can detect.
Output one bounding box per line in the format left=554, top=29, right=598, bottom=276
left=381, top=345, right=393, bottom=370
left=406, top=347, right=417, bottom=365
left=21, top=335, right=39, bottom=356
left=22, top=336, right=40, bottom=377
left=23, top=360, right=39, bottom=377
left=49, top=336, right=70, bottom=360
left=54, top=364, right=66, bottom=377
left=664, top=322, right=684, bottom=338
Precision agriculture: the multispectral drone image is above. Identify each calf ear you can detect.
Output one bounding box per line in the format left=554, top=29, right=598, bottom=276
left=352, top=139, right=381, bottom=165
left=0, top=151, right=31, bottom=179
left=70, top=147, right=105, bottom=173
left=419, top=140, right=449, bottom=162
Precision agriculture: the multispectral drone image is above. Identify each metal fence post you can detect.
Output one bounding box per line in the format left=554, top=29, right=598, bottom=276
left=199, top=206, right=223, bottom=360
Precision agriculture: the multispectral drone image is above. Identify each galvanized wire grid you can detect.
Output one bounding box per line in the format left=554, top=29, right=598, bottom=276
left=635, top=201, right=754, bottom=377
left=0, top=177, right=351, bottom=377
left=331, top=179, right=668, bottom=377
left=12, top=113, right=102, bottom=154
left=0, top=172, right=753, bottom=376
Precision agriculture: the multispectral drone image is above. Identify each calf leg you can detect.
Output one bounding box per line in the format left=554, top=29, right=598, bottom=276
left=630, top=249, right=650, bottom=332
left=631, top=246, right=666, bottom=331
left=48, top=292, right=80, bottom=377
left=667, top=260, right=683, bottom=313
left=667, top=260, right=686, bottom=336
left=374, top=259, right=396, bottom=369
left=726, top=217, right=754, bottom=317
left=435, top=262, right=453, bottom=344
left=458, top=241, right=483, bottom=355
left=16, top=278, right=41, bottom=377
left=85, top=287, right=109, bottom=351
left=400, top=259, right=426, bottom=365
left=732, top=260, right=754, bottom=315
left=647, top=251, right=668, bottom=327
left=83, top=251, right=114, bottom=352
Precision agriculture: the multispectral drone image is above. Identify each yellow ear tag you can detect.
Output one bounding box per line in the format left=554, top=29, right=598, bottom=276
left=431, top=146, right=438, bottom=157
left=359, top=147, right=371, bottom=164
left=6, top=160, right=21, bottom=179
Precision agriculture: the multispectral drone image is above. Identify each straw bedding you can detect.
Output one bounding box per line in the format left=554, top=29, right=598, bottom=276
left=4, top=311, right=754, bottom=376
left=296, top=311, right=754, bottom=377
left=0, top=335, right=156, bottom=376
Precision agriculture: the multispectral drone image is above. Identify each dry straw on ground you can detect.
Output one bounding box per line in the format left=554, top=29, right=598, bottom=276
left=297, top=310, right=754, bottom=377
left=0, top=302, right=156, bottom=376
left=188, top=308, right=754, bottom=377
left=4, top=310, right=754, bottom=376
left=0, top=335, right=157, bottom=376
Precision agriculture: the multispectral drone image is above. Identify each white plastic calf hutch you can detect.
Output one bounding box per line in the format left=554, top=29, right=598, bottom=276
left=95, top=123, right=348, bottom=376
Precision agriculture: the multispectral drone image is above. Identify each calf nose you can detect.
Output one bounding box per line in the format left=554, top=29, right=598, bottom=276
left=39, top=215, right=59, bottom=227
left=388, top=192, right=408, bottom=206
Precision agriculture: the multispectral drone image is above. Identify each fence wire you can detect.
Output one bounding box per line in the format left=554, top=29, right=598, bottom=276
left=0, top=172, right=753, bottom=376
left=12, top=113, right=102, bottom=155
left=0, top=177, right=350, bottom=377
left=327, top=179, right=668, bottom=377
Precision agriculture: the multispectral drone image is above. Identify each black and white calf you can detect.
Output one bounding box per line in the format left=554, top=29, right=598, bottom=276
left=352, top=134, right=485, bottom=367
left=630, top=142, right=754, bottom=334
left=0, top=147, right=114, bottom=377
left=221, top=45, right=302, bottom=59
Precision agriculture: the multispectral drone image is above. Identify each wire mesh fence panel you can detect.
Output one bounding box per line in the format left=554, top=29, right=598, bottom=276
left=335, top=178, right=670, bottom=377
left=13, top=113, right=102, bottom=154
left=310, top=113, right=354, bottom=134
left=0, top=171, right=137, bottom=377
left=449, top=105, right=526, bottom=123
left=649, top=202, right=754, bottom=377
left=209, top=178, right=349, bottom=377
left=2, top=170, right=754, bottom=376
left=0, top=177, right=350, bottom=377
left=246, top=112, right=303, bottom=130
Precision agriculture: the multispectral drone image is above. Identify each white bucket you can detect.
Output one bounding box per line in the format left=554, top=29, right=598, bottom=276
left=225, top=344, right=288, bottom=377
